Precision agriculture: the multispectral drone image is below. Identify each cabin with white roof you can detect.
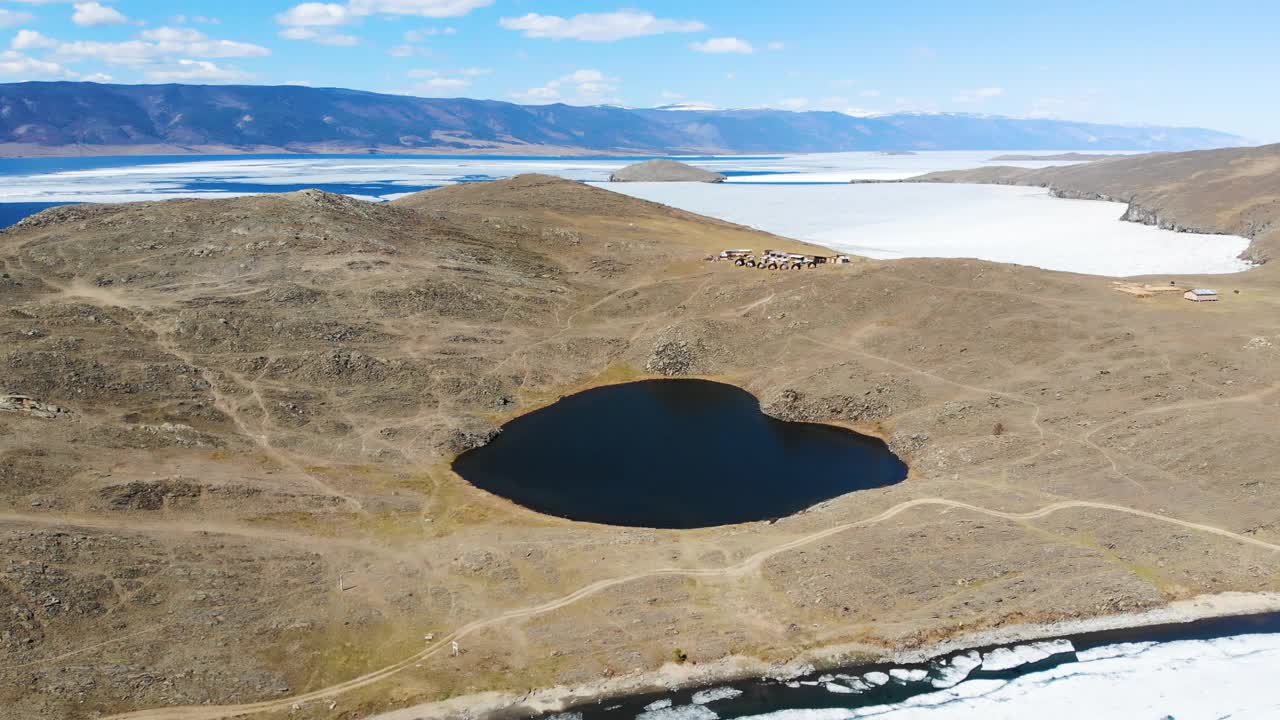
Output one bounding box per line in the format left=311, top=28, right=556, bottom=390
left=1184, top=288, right=1219, bottom=302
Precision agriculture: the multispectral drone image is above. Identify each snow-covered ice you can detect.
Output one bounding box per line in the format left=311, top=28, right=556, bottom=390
left=861, top=672, right=890, bottom=686
left=0, top=150, right=1107, bottom=204
left=732, top=632, right=1280, bottom=720
left=930, top=651, right=982, bottom=688
left=887, top=669, right=928, bottom=683
left=691, top=688, right=743, bottom=705
left=637, top=703, right=719, bottom=720
left=598, top=182, right=1253, bottom=277
left=0, top=151, right=1253, bottom=277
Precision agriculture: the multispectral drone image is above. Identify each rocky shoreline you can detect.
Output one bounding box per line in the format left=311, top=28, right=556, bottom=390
left=369, top=592, right=1280, bottom=720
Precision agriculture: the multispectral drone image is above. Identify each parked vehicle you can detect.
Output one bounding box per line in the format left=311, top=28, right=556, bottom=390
left=719, top=249, right=754, bottom=266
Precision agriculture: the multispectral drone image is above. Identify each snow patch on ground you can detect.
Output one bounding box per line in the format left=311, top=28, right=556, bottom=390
left=597, top=182, right=1253, bottom=277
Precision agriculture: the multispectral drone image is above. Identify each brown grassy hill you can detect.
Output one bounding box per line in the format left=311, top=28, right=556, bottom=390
left=394, top=173, right=824, bottom=256
left=2, top=176, right=1280, bottom=720
left=911, top=143, right=1280, bottom=263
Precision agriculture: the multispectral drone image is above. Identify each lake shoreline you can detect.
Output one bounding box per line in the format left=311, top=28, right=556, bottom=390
left=369, top=591, right=1280, bottom=720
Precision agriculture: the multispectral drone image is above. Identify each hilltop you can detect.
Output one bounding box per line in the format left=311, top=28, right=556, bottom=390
left=2, top=175, right=1280, bottom=719
left=608, top=159, right=726, bottom=182
left=0, top=81, right=1247, bottom=157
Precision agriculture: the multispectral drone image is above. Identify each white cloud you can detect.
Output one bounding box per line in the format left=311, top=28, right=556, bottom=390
left=0, top=9, right=36, bottom=28
left=139, top=27, right=272, bottom=57
left=281, top=27, right=359, bottom=45
left=405, top=67, right=479, bottom=95
left=765, top=95, right=890, bottom=118
left=72, top=2, right=127, bottom=27
left=953, top=86, right=1004, bottom=103
left=347, top=0, right=491, bottom=16
left=403, top=26, right=455, bottom=41
left=512, top=68, right=618, bottom=104
left=51, top=39, right=152, bottom=65
left=144, top=58, right=250, bottom=82
left=0, top=49, right=69, bottom=76
left=30, top=27, right=269, bottom=66
left=274, top=4, right=361, bottom=45
left=275, top=0, right=485, bottom=43
left=393, top=25, right=456, bottom=53
left=276, top=2, right=352, bottom=27
left=690, top=36, right=754, bottom=54
left=766, top=40, right=784, bottom=50
left=11, top=29, right=56, bottom=50
left=421, top=76, right=466, bottom=89
left=499, top=10, right=704, bottom=42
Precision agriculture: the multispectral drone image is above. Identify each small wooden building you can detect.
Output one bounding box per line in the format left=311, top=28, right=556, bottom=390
left=1184, top=288, right=1219, bottom=302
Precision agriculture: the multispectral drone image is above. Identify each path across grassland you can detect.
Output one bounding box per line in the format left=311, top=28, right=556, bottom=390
left=101, top=497, right=1280, bottom=720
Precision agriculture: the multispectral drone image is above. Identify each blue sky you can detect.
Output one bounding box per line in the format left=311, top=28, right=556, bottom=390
left=0, top=0, right=1275, bottom=140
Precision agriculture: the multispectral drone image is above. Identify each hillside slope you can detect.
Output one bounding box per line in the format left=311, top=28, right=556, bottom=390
left=910, top=143, right=1280, bottom=262
left=2, top=177, right=1280, bottom=719
left=0, top=81, right=1247, bottom=157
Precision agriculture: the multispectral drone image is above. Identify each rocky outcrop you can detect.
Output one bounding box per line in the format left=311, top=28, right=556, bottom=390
left=1047, top=186, right=1125, bottom=203
left=1119, top=201, right=1216, bottom=235
left=609, top=160, right=726, bottom=183
left=0, top=394, right=68, bottom=419
left=763, top=381, right=920, bottom=425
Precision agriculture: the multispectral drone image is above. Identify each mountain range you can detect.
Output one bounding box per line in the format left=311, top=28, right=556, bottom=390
left=0, top=81, right=1247, bottom=157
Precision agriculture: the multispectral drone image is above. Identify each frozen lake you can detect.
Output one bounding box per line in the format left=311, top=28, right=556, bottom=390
left=599, top=182, right=1252, bottom=277
left=0, top=150, right=1252, bottom=277
left=0, top=150, right=1090, bottom=206
left=534, top=613, right=1280, bottom=720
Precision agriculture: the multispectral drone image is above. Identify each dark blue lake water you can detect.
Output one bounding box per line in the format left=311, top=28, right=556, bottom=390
left=452, top=379, right=907, bottom=529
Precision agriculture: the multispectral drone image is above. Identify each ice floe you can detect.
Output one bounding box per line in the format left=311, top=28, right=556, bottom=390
left=929, top=650, right=982, bottom=688
left=636, top=703, right=718, bottom=720
left=887, top=668, right=928, bottom=683
left=691, top=687, right=743, bottom=705
left=861, top=672, right=890, bottom=686
left=979, top=639, right=1074, bottom=672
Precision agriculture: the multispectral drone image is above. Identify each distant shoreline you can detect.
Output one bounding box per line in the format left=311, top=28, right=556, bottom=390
left=0, top=142, right=679, bottom=160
